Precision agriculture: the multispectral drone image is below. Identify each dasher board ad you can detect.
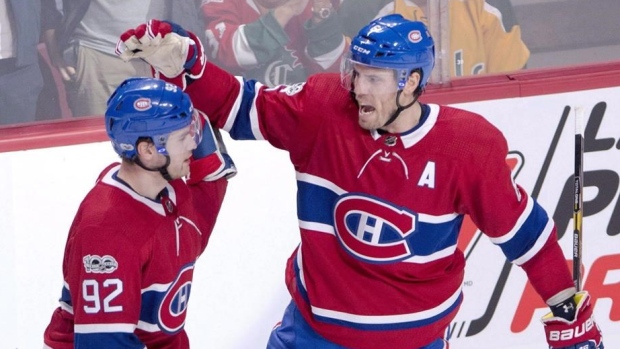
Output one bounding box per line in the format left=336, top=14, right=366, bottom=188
left=447, top=87, right=620, bottom=348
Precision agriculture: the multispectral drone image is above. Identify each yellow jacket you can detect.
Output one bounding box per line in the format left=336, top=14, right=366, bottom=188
left=344, top=0, right=530, bottom=77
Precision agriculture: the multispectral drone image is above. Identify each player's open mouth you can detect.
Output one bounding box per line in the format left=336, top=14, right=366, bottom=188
left=359, top=105, right=375, bottom=115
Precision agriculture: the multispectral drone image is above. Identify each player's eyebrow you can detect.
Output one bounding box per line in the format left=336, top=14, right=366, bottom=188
left=356, top=66, right=391, bottom=78
left=171, top=126, right=191, bottom=140
left=361, top=72, right=389, bottom=81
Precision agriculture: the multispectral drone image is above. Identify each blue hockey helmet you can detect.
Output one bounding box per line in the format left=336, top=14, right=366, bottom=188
left=342, top=14, right=435, bottom=90
left=105, top=77, right=201, bottom=159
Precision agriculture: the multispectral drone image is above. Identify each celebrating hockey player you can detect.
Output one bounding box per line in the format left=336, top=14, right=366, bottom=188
left=116, top=15, right=603, bottom=349
left=42, top=77, right=236, bottom=348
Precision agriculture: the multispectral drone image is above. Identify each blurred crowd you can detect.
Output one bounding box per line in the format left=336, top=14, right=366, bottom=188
left=0, top=0, right=617, bottom=126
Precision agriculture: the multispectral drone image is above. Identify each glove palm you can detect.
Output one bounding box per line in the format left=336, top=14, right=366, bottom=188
left=116, top=20, right=206, bottom=88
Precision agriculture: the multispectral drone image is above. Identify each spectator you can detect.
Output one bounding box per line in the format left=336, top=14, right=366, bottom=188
left=36, top=0, right=65, bottom=121
left=46, top=0, right=205, bottom=117
left=0, top=0, right=48, bottom=125
left=201, top=0, right=346, bottom=86
left=339, top=0, right=529, bottom=77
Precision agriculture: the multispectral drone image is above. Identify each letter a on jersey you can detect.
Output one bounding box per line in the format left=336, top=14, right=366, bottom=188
left=418, top=161, right=436, bottom=188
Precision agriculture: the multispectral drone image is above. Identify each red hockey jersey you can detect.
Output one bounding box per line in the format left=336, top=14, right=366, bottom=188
left=183, top=63, right=573, bottom=349
left=43, top=164, right=227, bottom=349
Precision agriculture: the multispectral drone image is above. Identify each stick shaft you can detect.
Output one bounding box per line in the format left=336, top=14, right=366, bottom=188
left=573, top=107, right=584, bottom=291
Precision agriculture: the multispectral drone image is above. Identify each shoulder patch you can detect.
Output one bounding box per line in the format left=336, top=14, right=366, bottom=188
left=280, top=82, right=305, bottom=96
left=83, top=254, right=119, bottom=274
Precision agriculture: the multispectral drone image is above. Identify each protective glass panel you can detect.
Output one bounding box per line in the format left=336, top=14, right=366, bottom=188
left=1, top=0, right=619, bottom=129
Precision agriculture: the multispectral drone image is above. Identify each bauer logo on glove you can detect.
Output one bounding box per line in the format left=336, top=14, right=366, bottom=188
left=542, top=291, right=604, bottom=349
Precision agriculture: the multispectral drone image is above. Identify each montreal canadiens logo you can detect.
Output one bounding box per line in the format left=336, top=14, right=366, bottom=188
left=134, top=98, right=152, bottom=111
left=333, top=194, right=418, bottom=263
left=408, top=30, right=423, bottom=43
left=158, top=264, right=194, bottom=334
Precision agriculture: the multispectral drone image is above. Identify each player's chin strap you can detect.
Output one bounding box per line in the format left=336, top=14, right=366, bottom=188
left=134, top=156, right=174, bottom=181
left=382, top=89, right=419, bottom=128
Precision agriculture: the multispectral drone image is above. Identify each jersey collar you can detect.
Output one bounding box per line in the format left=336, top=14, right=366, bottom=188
left=370, top=103, right=439, bottom=148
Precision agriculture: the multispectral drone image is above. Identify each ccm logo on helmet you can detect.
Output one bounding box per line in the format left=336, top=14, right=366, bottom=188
left=548, top=315, right=595, bottom=341
left=408, top=30, right=422, bottom=43
left=134, top=98, right=152, bottom=111
left=352, top=45, right=371, bottom=55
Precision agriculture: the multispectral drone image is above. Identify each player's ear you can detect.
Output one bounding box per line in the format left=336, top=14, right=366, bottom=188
left=404, top=71, right=421, bottom=95
left=136, top=138, right=156, bottom=160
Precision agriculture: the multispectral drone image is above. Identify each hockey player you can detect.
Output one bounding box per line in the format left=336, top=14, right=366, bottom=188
left=116, top=15, right=603, bottom=349
left=42, top=77, right=236, bottom=348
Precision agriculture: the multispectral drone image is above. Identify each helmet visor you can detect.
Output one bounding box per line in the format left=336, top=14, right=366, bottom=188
left=341, top=55, right=405, bottom=94
left=189, top=109, right=203, bottom=147
left=153, top=109, right=203, bottom=155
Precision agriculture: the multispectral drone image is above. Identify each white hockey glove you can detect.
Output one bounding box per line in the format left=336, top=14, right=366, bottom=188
left=187, top=111, right=236, bottom=185
left=542, top=291, right=604, bottom=349
left=116, top=19, right=206, bottom=90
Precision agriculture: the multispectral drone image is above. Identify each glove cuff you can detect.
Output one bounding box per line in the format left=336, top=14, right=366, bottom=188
left=186, top=112, right=236, bottom=184
left=185, top=31, right=206, bottom=81
left=187, top=153, right=225, bottom=185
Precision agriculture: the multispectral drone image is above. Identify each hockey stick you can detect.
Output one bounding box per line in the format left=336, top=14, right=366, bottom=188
left=573, top=106, right=585, bottom=291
